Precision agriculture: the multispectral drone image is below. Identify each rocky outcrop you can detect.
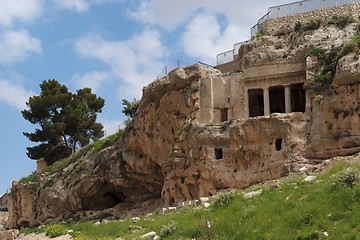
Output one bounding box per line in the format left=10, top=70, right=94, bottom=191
left=7, top=21, right=360, bottom=228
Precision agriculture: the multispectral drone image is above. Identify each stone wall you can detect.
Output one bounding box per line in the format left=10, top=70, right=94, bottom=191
left=260, top=2, right=360, bottom=35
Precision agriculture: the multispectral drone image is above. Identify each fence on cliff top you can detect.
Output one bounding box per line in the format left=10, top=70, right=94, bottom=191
left=216, top=41, right=246, bottom=66
left=218, top=0, right=358, bottom=66
left=156, top=59, right=214, bottom=79
left=251, top=0, right=359, bottom=36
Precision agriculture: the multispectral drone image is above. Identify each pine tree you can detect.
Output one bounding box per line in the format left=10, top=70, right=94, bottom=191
left=22, top=80, right=105, bottom=164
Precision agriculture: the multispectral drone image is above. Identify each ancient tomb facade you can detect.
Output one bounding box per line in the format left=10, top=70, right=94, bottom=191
left=199, top=62, right=309, bottom=124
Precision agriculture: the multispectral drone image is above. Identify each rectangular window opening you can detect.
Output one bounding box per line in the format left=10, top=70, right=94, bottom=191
left=214, top=148, right=223, bottom=160
left=269, top=86, right=285, bottom=114
left=291, top=83, right=306, bottom=113
left=220, top=108, right=229, bottom=122
left=248, top=89, right=264, bottom=117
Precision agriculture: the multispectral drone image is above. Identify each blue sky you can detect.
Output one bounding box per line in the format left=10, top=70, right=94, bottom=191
left=0, top=0, right=292, bottom=195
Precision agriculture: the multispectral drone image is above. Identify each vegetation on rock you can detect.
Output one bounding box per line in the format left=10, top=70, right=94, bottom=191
left=305, top=23, right=360, bottom=86
left=22, top=80, right=105, bottom=164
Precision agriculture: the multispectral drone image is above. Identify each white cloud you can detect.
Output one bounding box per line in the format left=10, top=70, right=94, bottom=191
left=73, top=71, right=110, bottom=92
left=75, top=29, right=165, bottom=99
left=0, top=29, right=42, bottom=65
left=130, top=0, right=293, bottom=63
left=181, top=13, right=244, bottom=64
left=0, top=79, right=34, bottom=110
left=131, top=0, right=196, bottom=31
left=131, top=0, right=293, bottom=31
left=52, top=0, right=119, bottom=12
left=0, top=0, right=42, bottom=27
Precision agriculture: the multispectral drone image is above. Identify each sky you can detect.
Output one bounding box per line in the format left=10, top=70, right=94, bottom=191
left=0, top=0, right=293, bottom=195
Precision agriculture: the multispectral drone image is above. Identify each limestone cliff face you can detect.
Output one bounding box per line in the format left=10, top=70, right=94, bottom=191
left=7, top=22, right=360, bottom=229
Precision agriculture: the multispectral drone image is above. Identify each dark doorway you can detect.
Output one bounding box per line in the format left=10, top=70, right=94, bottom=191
left=248, top=89, right=264, bottom=117
left=269, top=86, right=285, bottom=114
left=220, top=108, right=229, bottom=122
left=291, top=84, right=306, bottom=113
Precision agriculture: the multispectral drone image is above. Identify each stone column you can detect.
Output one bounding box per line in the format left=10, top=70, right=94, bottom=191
left=284, top=85, right=291, bottom=113
left=199, top=77, right=214, bottom=124
left=244, top=88, right=249, bottom=118
left=263, top=87, right=270, bottom=116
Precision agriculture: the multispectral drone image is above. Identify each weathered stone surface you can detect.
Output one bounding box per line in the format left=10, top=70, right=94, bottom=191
left=306, top=84, right=360, bottom=159
left=244, top=189, right=263, bottom=199
left=140, top=231, right=157, bottom=239
left=303, top=176, right=317, bottom=183
left=334, top=53, right=360, bottom=86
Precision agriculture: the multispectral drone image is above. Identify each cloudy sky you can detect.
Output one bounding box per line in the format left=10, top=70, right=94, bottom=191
left=0, top=0, right=292, bottom=195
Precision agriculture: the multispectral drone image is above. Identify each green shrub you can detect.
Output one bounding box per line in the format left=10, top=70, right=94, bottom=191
left=44, top=224, right=67, bottom=238
left=72, top=234, right=87, bottom=240
left=44, top=178, right=55, bottom=187
left=333, top=167, right=360, bottom=188
left=294, top=22, right=303, bottom=32
left=275, top=27, right=292, bottom=36
left=313, top=95, right=323, bottom=104
left=305, top=47, right=326, bottom=60
left=160, top=220, right=177, bottom=237
left=328, top=15, right=354, bottom=28
left=352, top=31, right=360, bottom=47
left=212, top=191, right=237, bottom=207
left=304, top=19, right=322, bottom=31
left=252, top=30, right=266, bottom=39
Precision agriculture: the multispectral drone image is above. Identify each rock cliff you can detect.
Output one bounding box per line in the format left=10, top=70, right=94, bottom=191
left=7, top=20, right=360, bottom=229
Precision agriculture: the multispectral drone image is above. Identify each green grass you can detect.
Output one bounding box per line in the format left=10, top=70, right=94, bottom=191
left=19, top=171, right=38, bottom=183
left=19, top=130, right=123, bottom=184
left=19, top=158, right=360, bottom=239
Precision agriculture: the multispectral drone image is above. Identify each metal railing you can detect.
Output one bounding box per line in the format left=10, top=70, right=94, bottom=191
left=216, top=49, right=234, bottom=65
left=216, top=41, right=246, bottom=65
left=251, top=0, right=359, bottom=36
left=157, top=59, right=188, bottom=79
left=198, top=61, right=214, bottom=69
left=156, top=59, right=215, bottom=79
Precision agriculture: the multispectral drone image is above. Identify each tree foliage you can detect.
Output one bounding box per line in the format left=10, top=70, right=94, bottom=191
left=122, top=98, right=139, bottom=120
left=22, top=80, right=105, bottom=164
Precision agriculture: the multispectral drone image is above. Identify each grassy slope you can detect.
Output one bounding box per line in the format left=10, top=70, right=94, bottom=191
left=20, top=155, right=360, bottom=240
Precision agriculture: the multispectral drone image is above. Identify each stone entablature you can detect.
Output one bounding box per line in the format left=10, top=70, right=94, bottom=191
left=260, top=1, right=360, bottom=36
